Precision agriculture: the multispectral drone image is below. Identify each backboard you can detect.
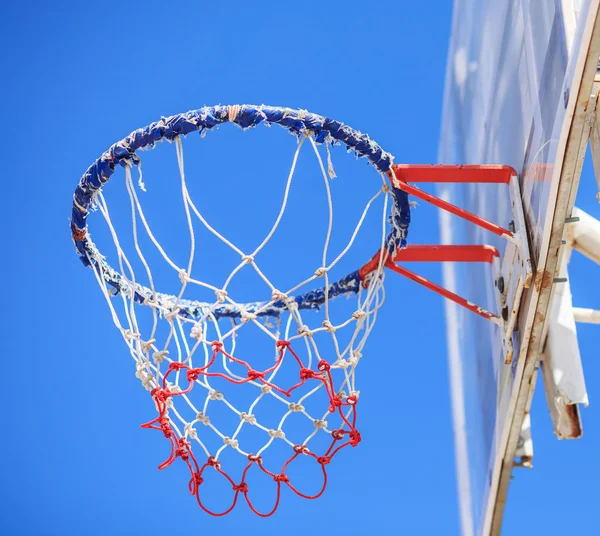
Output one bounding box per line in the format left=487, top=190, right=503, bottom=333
left=438, top=1, right=600, bottom=534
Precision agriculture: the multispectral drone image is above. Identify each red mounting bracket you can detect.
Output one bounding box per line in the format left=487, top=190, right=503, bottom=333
left=362, top=165, right=533, bottom=364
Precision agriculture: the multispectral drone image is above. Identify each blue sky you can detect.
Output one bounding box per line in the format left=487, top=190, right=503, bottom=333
left=0, top=1, right=598, bottom=534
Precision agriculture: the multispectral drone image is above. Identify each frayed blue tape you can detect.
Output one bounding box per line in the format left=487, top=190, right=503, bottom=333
left=93, top=261, right=362, bottom=321
left=72, top=105, right=408, bottom=317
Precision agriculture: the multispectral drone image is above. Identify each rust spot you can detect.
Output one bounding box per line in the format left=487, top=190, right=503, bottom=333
left=72, top=227, right=87, bottom=241
left=558, top=404, right=583, bottom=439
left=533, top=269, right=552, bottom=291
left=533, top=270, right=543, bottom=291
left=533, top=310, right=545, bottom=328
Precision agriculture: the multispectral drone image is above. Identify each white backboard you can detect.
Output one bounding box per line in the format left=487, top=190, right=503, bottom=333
left=438, top=1, right=600, bottom=534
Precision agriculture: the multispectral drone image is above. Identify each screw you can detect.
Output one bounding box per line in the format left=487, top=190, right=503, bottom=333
left=496, top=276, right=505, bottom=293
left=565, top=216, right=580, bottom=223
left=508, top=220, right=516, bottom=233
left=553, top=277, right=568, bottom=283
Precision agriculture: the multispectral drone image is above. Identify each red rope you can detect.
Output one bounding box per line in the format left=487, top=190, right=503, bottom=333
left=140, top=339, right=361, bottom=516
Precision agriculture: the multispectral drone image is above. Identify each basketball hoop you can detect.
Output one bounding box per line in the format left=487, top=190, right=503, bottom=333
left=71, top=105, right=409, bottom=516
left=72, top=105, right=531, bottom=515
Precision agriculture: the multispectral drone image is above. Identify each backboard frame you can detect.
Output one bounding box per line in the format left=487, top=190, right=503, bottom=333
left=483, top=5, right=600, bottom=534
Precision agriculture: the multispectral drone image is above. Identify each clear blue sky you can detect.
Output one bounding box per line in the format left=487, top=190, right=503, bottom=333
left=0, top=1, right=598, bottom=534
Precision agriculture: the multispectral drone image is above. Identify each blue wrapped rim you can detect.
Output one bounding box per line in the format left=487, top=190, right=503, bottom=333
left=71, top=105, right=411, bottom=320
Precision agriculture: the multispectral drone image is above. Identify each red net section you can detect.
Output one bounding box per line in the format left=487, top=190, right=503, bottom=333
left=141, top=340, right=360, bottom=516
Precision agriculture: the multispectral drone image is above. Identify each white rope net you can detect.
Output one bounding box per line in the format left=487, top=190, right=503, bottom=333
left=86, top=132, right=391, bottom=515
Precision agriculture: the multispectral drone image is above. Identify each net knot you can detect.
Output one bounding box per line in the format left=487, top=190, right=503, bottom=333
left=276, top=339, right=291, bottom=349
left=189, top=472, right=204, bottom=494
left=152, top=350, right=169, bottom=364
left=352, top=310, right=367, bottom=320
left=297, top=325, right=313, bottom=338
left=317, top=456, right=331, bottom=466
left=215, top=289, right=228, bottom=303
left=333, top=359, right=350, bottom=369
left=241, top=254, right=254, bottom=264
left=289, top=403, right=304, bottom=413
left=329, top=396, right=343, bottom=412
left=247, top=369, right=264, bottom=381
left=261, top=385, right=273, bottom=394
left=322, top=320, right=336, bottom=333
left=207, top=456, right=220, bottom=469
left=186, top=368, right=201, bottom=382
left=268, top=429, right=285, bottom=439
left=151, top=387, right=172, bottom=404
left=141, top=338, right=156, bottom=352
left=164, top=308, right=180, bottom=321
left=241, top=311, right=257, bottom=323
left=184, top=423, right=198, bottom=439
left=135, top=362, right=149, bottom=379
left=168, top=362, right=187, bottom=372
left=273, top=474, right=289, bottom=483
left=248, top=454, right=262, bottom=463
left=349, top=350, right=362, bottom=366
left=293, top=445, right=310, bottom=455
left=347, top=394, right=359, bottom=405
left=190, top=322, right=204, bottom=340
left=350, top=430, right=362, bottom=446
left=381, top=182, right=391, bottom=194
left=233, top=482, right=248, bottom=493
left=299, top=368, right=316, bottom=380
left=211, top=341, right=224, bottom=350
left=224, top=437, right=239, bottom=449
left=141, top=376, right=155, bottom=391
left=178, top=269, right=190, bottom=283
left=209, top=390, right=224, bottom=401
left=331, top=429, right=345, bottom=441
left=175, top=439, right=190, bottom=461
left=318, top=360, right=331, bottom=373
left=313, top=419, right=328, bottom=429
left=240, top=412, right=257, bottom=425
left=123, top=329, right=139, bottom=341
left=271, top=289, right=288, bottom=302
left=196, top=412, right=210, bottom=425
left=159, top=418, right=173, bottom=438
left=314, top=266, right=328, bottom=277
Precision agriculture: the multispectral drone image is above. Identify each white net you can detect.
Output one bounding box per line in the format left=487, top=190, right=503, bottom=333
left=85, top=129, right=392, bottom=515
